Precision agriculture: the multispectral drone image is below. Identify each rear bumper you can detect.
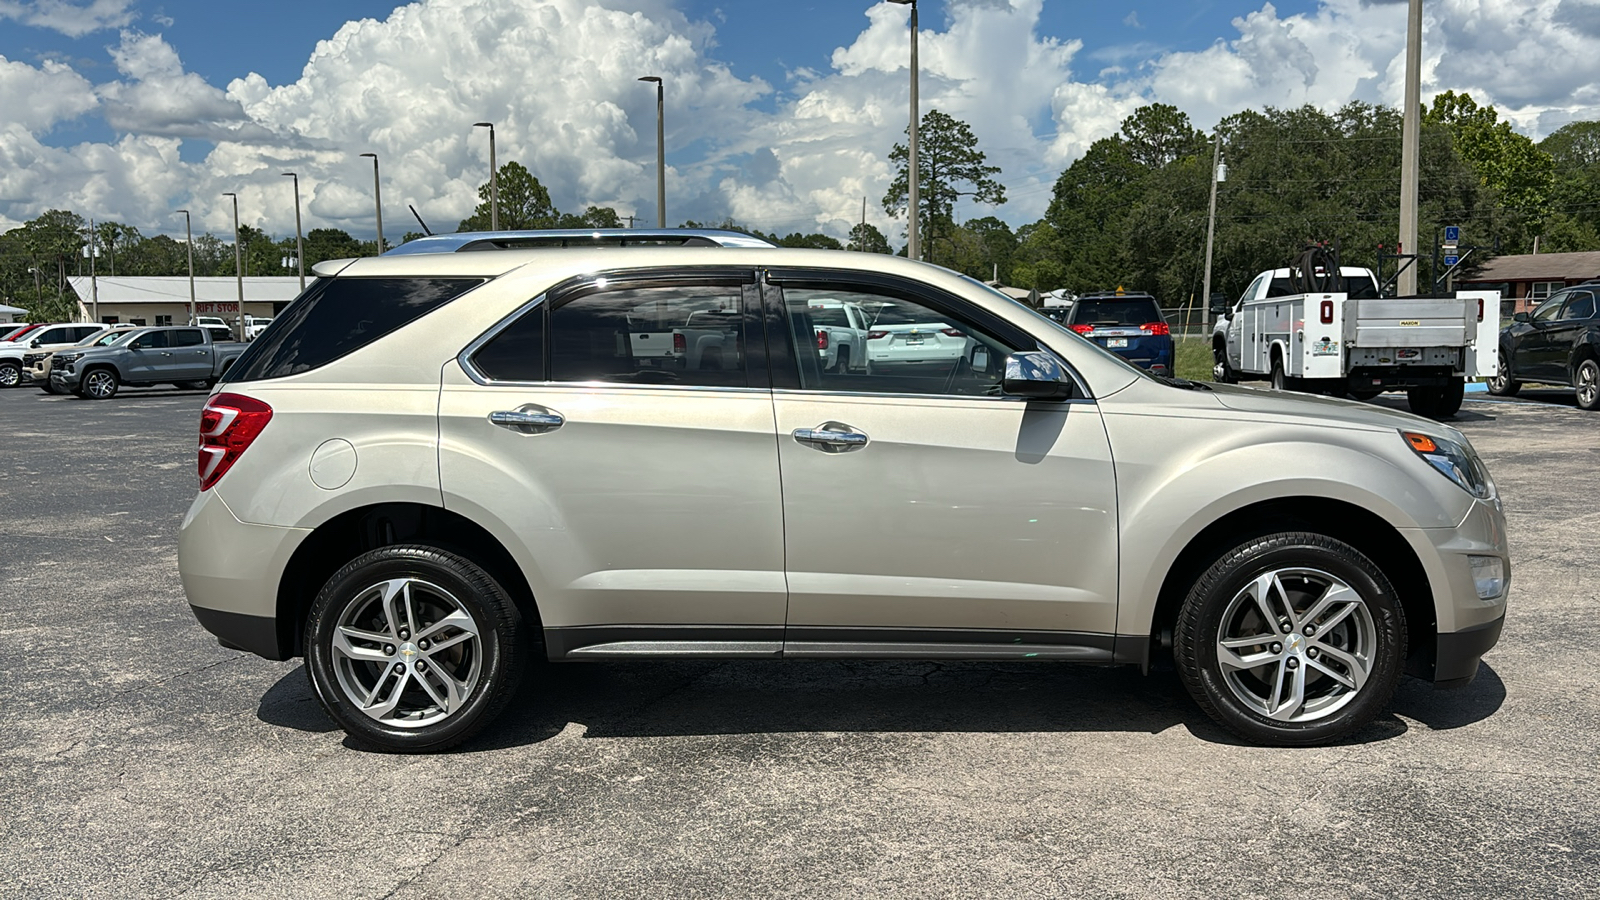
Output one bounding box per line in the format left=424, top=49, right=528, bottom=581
left=179, top=488, right=310, bottom=660
left=1347, top=366, right=1459, bottom=390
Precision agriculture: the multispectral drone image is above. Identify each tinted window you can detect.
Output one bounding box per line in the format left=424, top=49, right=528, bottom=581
left=782, top=287, right=1016, bottom=397
left=1266, top=276, right=1377, bottom=299
left=1562, top=292, right=1595, bottom=320
left=229, top=277, right=482, bottom=382
left=133, top=331, right=170, bottom=349
left=1532, top=294, right=1566, bottom=323
left=1070, top=299, right=1162, bottom=327
left=172, top=329, right=204, bottom=347
left=550, top=285, right=746, bottom=386
left=472, top=304, right=546, bottom=382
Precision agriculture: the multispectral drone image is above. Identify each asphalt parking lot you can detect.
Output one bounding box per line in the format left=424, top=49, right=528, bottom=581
left=1, top=383, right=1596, bottom=899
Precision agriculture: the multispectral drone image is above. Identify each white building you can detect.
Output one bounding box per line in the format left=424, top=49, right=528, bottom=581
left=66, top=275, right=303, bottom=326
left=0, top=303, right=24, bottom=324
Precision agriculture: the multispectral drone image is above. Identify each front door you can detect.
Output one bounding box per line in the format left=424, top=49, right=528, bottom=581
left=438, top=271, right=789, bottom=657
left=123, top=329, right=170, bottom=380
left=764, top=271, right=1120, bottom=657
left=1517, top=291, right=1568, bottom=381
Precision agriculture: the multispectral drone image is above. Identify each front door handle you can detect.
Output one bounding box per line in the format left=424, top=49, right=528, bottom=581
left=792, top=422, right=868, bottom=452
left=489, top=406, right=565, bottom=434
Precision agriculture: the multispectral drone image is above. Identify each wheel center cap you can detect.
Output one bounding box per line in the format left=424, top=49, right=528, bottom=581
left=399, top=642, right=419, bottom=661
left=1286, top=633, right=1306, bottom=655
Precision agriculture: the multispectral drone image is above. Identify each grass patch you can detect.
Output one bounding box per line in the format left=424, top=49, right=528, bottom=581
left=1175, top=337, right=1213, bottom=382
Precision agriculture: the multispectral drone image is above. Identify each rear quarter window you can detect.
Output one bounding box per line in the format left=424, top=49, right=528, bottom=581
left=227, top=277, right=483, bottom=382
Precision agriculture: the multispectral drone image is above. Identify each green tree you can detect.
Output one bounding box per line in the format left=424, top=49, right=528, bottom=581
left=459, top=161, right=559, bottom=231
left=1425, top=90, right=1554, bottom=240
left=1120, top=103, right=1206, bottom=169
left=772, top=232, right=844, bottom=250
left=555, top=205, right=625, bottom=229
left=1538, top=121, right=1600, bottom=250
left=847, top=221, right=891, bottom=253
left=883, top=109, right=1006, bottom=264
left=302, top=228, right=363, bottom=267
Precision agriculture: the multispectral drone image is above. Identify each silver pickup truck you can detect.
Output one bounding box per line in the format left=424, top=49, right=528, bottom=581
left=50, top=325, right=249, bottom=399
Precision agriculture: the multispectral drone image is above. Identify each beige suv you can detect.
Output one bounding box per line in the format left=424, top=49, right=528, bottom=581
left=179, top=248, right=1509, bottom=752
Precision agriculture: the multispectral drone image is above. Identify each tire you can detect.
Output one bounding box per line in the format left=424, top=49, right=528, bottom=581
left=1269, top=356, right=1287, bottom=391
left=1487, top=353, right=1520, bottom=397
left=179, top=380, right=210, bottom=391
left=1212, top=343, right=1238, bottom=384
left=1349, top=389, right=1382, bottom=402
left=80, top=367, right=118, bottom=400
left=1576, top=358, right=1600, bottom=411
left=304, top=544, right=526, bottom=753
left=40, top=381, right=60, bottom=395
left=0, top=361, right=19, bottom=388
left=835, top=345, right=851, bottom=374
left=1173, top=532, right=1406, bottom=746
left=1436, top=377, right=1465, bottom=418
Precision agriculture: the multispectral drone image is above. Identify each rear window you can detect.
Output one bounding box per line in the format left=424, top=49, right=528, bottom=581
left=1071, top=299, right=1162, bottom=327
left=227, top=277, right=483, bottom=382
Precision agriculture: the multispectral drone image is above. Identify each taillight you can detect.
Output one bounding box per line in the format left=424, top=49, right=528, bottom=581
left=1140, top=322, right=1171, bottom=336
left=816, top=330, right=829, bottom=350
left=1319, top=300, right=1334, bottom=324
left=672, top=333, right=686, bottom=354
left=198, top=393, right=273, bottom=491
left=867, top=330, right=889, bottom=340
left=1069, top=324, right=1094, bottom=334
left=940, top=328, right=965, bottom=338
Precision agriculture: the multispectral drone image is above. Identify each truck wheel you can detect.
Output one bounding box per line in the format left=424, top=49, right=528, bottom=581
left=1437, top=378, right=1465, bottom=417
left=1173, top=532, right=1406, bottom=746
left=835, top=346, right=851, bottom=374
left=0, top=361, right=19, bottom=388
left=80, top=368, right=119, bottom=400
left=39, top=381, right=61, bottom=395
left=1212, top=345, right=1238, bottom=384
left=1405, top=385, right=1441, bottom=417
left=1487, top=356, right=1520, bottom=396
left=1576, top=359, right=1600, bottom=411
left=179, top=380, right=210, bottom=391
left=1270, top=358, right=1288, bottom=391
left=303, top=545, right=527, bottom=753
left=1349, top=389, right=1382, bottom=401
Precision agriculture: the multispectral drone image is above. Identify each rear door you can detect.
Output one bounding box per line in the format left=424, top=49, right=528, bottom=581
left=1550, top=290, right=1596, bottom=381
left=167, top=328, right=213, bottom=380
left=439, top=269, right=789, bottom=657
left=765, top=269, right=1120, bottom=657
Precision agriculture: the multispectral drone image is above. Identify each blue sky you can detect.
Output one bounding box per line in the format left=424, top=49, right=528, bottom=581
left=0, top=0, right=1593, bottom=242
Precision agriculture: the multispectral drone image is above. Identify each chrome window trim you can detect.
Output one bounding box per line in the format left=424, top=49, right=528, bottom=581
left=771, top=388, right=1095, bottom=405
left=458, top=292, right=548, bottom=385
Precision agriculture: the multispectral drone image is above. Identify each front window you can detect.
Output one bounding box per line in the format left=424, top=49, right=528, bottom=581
left=1532, top=294, right=1567, bottom=323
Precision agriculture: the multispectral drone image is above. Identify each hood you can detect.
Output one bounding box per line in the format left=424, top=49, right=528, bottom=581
left=1205, top=381, right=1464, bottom=439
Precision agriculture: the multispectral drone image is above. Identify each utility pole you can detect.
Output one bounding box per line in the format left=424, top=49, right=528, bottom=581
left=88, top=219, right=98, bottom=324
left=283, top=173, right=306, bottom=290
left=360, top=153, right=384, bottom=253
left=860, top=196, right=867, bottom=250
left=224, top=192, right=245, bottom=342
left=176, top=209, right=196, bottom=325
left=1397, top=0, right=1423, bottom=297
left=638, top=77, right=666, bottom=227
left=1201, top=133, right=1223, bottom=331
left=474, top=123, right=499, bottom=230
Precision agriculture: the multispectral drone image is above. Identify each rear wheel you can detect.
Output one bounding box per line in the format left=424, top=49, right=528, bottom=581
left=179, top=380, right=210, bottom=391
left=1407, top=378, right=1463, bottom=419
left=1576, top=359, right=1600, bottom=411
left=1269, top=356, right=1289, bottom=391
left=1174, top=532, right=1406, bottom=746
left=1349, top=388, right=1382, bottom=401
left=304, top=545, right=526, bottom=753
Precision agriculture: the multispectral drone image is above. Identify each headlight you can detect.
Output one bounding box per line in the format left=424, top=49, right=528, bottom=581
left=1401, top=430, right=1493, bottom=499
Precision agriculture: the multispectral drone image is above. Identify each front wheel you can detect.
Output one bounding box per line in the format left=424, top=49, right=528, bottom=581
left=1212, top=345, right=1238, bottom=384
left=178, top=380, right=210, bottom=391
left=1576, top=358, right=1600, bottom=411
left=304, top=545, right=527, bottom=753
left=0, top=361, right=20, bottom=388
left=1174, top=533, right=1406, bottom=746
left=80, top=368, right=118, bottom=400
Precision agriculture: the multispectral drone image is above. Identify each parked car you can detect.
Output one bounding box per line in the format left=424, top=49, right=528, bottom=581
left=244, top=315, right=274, bottom=341
left=0, top=323, right=106, bottom=387
left=1, top=323, right=37, bottom=343
left=803, top=296, right=871, bottom=373
left=25, top=325, right=139, bottom=392
left=1488, top=285, right=1600, bottom=410
left=861, top=299, right=975, bottom=372
left=50, top=325, right=248, bottom=398
left=1061, top=292, right=1174, bottom=375
left=179, top=248, right=1507, bottom=753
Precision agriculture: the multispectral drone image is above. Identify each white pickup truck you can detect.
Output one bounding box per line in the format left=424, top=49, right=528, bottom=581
left=806, top=298, right=870, bottom=372
left=628, top=307, right=741, bottom=372
left=1212, top=266, right=1499, bottom=418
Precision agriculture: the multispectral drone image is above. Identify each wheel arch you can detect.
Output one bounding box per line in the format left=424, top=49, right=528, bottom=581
left=1142, top=496, right=1434, bottom=675
left=274, top=501, right=539, bottom=659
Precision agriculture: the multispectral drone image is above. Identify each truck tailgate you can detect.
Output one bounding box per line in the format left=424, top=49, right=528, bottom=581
left=1346, top=297, right=1473, bottom=348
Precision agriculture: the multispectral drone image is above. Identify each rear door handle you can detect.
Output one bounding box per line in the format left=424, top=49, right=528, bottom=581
left=489, top=406, right=565, bottom=434
left=792, top=422, right=868, bottom=452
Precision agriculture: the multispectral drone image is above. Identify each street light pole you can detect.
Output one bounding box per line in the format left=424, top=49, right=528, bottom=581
left=223, top=192, right=245, bottom=342
left=1397, top=0, right=1422, bottom=297
left=282, top=173, right=305, bottom=291
left=176, top=209, right=196, bottom=325
left=473, top=123, right=499, bottom=231
left=27, top=266, right=42, bottom=312
left=360, top=152, right=384, bottom=253
left=889, top=0, right=919, bottom=261
left=637, top=77, right=666, bottom=227
left=88, top=219, right=98, bottom=324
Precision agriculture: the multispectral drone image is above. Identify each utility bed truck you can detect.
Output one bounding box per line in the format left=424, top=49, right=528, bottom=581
left=1213, top=266, right=1499, bottom=418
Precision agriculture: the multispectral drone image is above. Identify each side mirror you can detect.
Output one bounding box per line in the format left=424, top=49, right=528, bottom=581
left=1002, top=351, right=1075, bottom=400
left=30, top=339, right=41, bottom=348
left=1513, top=311, right=1530, bottom=324
left=1209, top=296, right=1231, bottom=316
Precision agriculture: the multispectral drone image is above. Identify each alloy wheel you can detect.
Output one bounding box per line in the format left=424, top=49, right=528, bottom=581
left=330, top=577, right=484, bottom=728
left=1214, top=567, right=1375, bottom=723
left=0, top=364, right=18, bottom=387
left=1577, top=361, right=1599, bottom=409
left=85, top=370, right=116, bottom=398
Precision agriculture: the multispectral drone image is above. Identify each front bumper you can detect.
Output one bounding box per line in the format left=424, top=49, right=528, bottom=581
left=178, top=488, right=310, bottom=660
left=1402, top=496, right=1510, bottom=686
left=50, top=369, right=82, bottom=391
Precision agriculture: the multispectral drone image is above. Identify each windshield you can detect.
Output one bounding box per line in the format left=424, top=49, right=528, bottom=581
left=961, top=277, right=1154, bottom=382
